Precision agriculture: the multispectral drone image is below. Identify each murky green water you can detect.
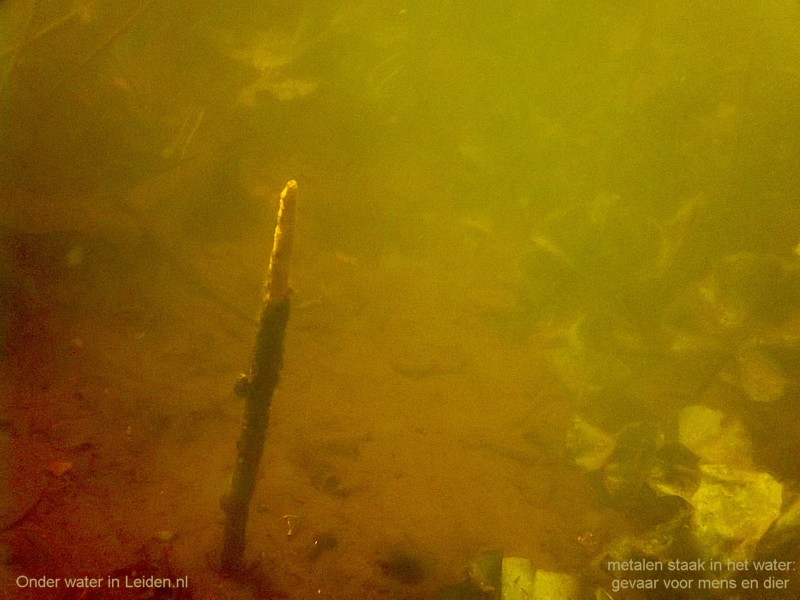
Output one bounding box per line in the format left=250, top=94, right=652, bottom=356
left=2, top=2, right=799, bottom=598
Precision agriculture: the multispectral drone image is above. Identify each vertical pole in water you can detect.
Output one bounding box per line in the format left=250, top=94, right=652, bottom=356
left=221, top=180, right=298, bottom=574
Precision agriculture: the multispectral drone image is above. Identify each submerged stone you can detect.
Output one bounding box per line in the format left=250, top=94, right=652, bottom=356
left=690, top=464, right=782, bottom=562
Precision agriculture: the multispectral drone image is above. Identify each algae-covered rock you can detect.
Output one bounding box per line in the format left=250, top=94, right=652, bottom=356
left=602, top=421, right=664, bottom=500
left=733, top=348, right=788, bottom=403
left=527, top=569, right=582, bottom=600
left=678, top=405, right=752, bottom=467
left=690, top=464, right=783, bottom=562
left=565, top=416, right=615, bottom=472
